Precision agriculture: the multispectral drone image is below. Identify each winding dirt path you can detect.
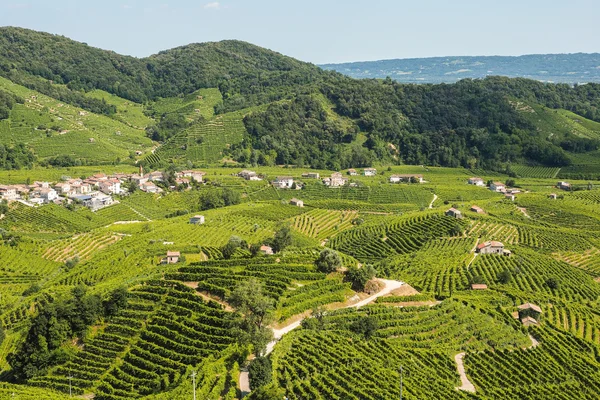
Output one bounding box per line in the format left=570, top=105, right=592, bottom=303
left=429, top=193, right=438, bottom=209
left=266, top=278, right=404, bottom=353
left=454, top=352, right=476, bottom=393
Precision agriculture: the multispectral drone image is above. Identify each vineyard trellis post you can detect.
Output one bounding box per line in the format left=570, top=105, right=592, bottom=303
left=399, top=365, right=403, bottom=400
left=191, top=370, right=197, bottom=400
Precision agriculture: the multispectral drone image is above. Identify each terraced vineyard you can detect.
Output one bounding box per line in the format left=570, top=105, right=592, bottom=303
left=29, top=280, right=238, bottom=399
left=291, top=208, right=356, bottom=241
left=510, top=165, right=561, bottom=178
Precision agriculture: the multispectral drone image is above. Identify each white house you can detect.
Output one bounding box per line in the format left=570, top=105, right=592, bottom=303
left=557, top=181, right=571, bottom=191
left=180, top=170, right=205, bottom=182
left=53, top=182, right=71, bottom=195
left=290, top=198, right=304, bottom=207
left=131, top=174, right=149, bottom=186
left=239, top=170, right=262, bottom=181
left=323, top=172, right=348, bottom=187
left=476, top=241, right=510, bottom=255
left=147, top=171, right=164, bottom=182
left=389, top=174, right=424, bottom=184
left=189, top=215, right=205, bottom=225
left=363, top=168, right=377, bottom=176
left=489, top=182, right=506, bottom=192
left=0, top=185, right=18, bottom=200
left=140, top=181, right=160, bottom=193
left=39, top=188, right=58, bottom=203
left=273, top=176, right=294, bottom=189
left=99, top=179, right=121, bottom=195
left=468, top=177, right=485, bottom=186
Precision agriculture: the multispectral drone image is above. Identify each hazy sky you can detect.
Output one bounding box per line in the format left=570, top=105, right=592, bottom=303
left=1, top=0, right=598, bottom=64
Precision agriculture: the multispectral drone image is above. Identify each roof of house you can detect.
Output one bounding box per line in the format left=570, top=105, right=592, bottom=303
left=191, top=215, right=204, bottom=219
left=471, top=205, right=483, bottom=211
left=477, top=241, right=504, bottom=249
left=390, top=174, right=423, bottom=178
left=471, top=284, right=488, bottom=290
left=260, top=245, right=272, bottom=251
left=518, top=303, right=542, bottom=313
left=447, top=207, right=460, bottom=213
left=290, top=198, right=302, bottom=203
left=492, top=181, right=505, bottom=186
left=521, top=316, right=538, bottom=324
left=167, top=251, right=180, bottom=257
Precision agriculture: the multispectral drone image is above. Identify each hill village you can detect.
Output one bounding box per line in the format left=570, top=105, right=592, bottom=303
left=0, top=166, right=573, bottom=215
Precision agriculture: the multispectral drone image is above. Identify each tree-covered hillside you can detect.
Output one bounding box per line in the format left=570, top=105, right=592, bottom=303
left=0, top=27, right=599, bottom=172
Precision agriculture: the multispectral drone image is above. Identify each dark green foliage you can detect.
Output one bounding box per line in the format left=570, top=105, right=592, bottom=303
left=0, top=143, right=36, bottom=170
left=145, top=113, right=192, bottom=142
left=221, top=236, right=248, bottom=260
left=22, top=283, right=41, bottom=297
left=228, top=278, right=274, bottom=356
left=198, top=188, right=241, bottom=211
left=246, top=384, right=286, bottom=400
left=349, top=316, right=379, bottom=340
left=345, top=264, right=376, bottom=292
left=497, top=269, right=513, bottom=284
left=103, top=286, right=129, bottom=317
left=0, top=89, right=23, bottom=120
left=270, top=224, right=292, bottom=253
left=236, top=95, right=363, bottom=169
left=546, top=277, right=560, bottom=290
left=7, top=285, right=128, bottom=381
left=248, top=357, right=272, bottom=390
left=0, top=323, right=4, bottom=347
left=315, top=249, right=342, bottom=273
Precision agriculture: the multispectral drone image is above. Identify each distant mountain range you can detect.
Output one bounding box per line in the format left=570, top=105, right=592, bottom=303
left=320, top=53, right=600, bottom=84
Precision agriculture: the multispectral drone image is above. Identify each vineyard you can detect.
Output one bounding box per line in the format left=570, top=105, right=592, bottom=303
left=0, top=164, right=598, bottom=399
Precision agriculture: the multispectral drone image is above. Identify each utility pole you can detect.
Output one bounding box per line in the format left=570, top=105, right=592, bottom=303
left=191, top=370, right=197, bottom=400
left=399, top=365, right=403, bottom=400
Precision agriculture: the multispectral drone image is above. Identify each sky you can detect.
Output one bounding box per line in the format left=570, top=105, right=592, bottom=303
left=1, top=0, right=598, bottom=64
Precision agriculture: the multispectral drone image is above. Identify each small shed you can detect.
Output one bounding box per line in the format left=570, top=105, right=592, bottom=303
left=470, top=283, right=488, bottom=290
left=290, top=198, right=304, bottom=207
left=445, top=208, right=463, bottom=219
left=548, top=193, right=557, bottom=200
left=518, top=303, right=542, bottom=321
left=166, top=251, right=180, bottom=264
left=505, top=194, right=515, bottom=201
left=470, top=205, right=485, bottom=214
left=521, top=316, right=539, bottom=327
left=189, top=215, right=205, bottom=225
left=260, top=245, right=274, bottom=255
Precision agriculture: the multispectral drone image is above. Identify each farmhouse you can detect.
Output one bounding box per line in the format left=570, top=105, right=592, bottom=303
left=189, top=215, right=205, bottom=225
left=363, top=168, right=377, bottom=176
left=166, top=251, right=180, bottom=264
left=470, top=205, right=485, bottom=214
left=140, top=181, right=160, bottom=193
left=0, top=185, right=18, bottom=200
left=389, top=174, right=424, bottom=183
left=147, top=171, right=164, bottom=182
left=89, top=193, right=113, bottom=211
left=470, top=283, right=488, bottom=290
left=53, top=182, right=71, bottom=195
left=301, top=172, right=320, bottom=179
left=290, top=198, right=304, bottom=207
left=180, top=170, right=205, bottom=182
left=131, top=174, right=148, bottom=186
left=38, top=188, right=59, bottom=203
left=548, top=193, right=557, bottom=199
left=260, top=245, right=274, bottom=255
left=273, top=176, right=294, bottom=189
left=99, top=179, right=121, bottom=195
left=468, top=177, right=485, bottom=186
left=347, top=169, right=358, bottom=176
left=489, top=182, right=506, bottom=192
left=445, top=208, right=463, bottom=219
left=239, top=170, right=261, bottom=181
left=476, top=241, right=507, bottom=255
left=323, top=172, right=348, bottom=187
left=557, top=181, right=571, bottom=190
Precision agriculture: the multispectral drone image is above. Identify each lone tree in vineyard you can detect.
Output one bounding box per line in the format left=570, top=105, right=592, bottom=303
left=229, top=278, right=274, bottom=356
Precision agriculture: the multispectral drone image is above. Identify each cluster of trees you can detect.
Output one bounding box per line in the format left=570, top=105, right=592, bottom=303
left=0, top=89, right=23, bottom=120
left=0, top=143, right=36, bottom=170
left=198, top=187, right=241, bottom=210
left=145, top=113, right=193, bottom=142
left=7, top=285, right=128, bottom=381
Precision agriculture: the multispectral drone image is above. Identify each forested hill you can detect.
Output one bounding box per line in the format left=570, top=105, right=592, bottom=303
left=320, top=53, right=600, bottom=84
left=0, top=27, right=599, bottom=171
